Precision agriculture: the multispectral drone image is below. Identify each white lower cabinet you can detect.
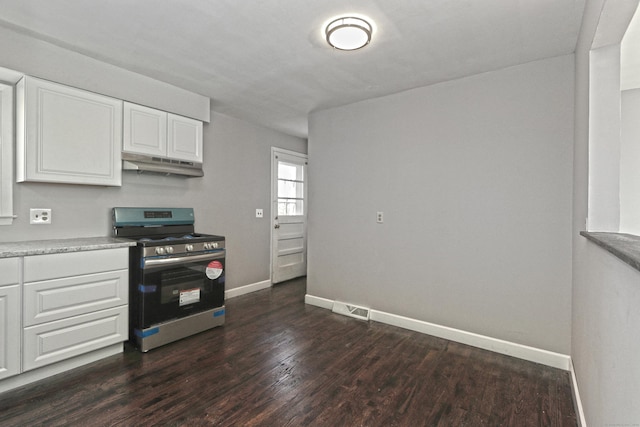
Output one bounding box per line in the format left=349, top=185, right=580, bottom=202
left=0, top=257, right=20, bottom=380
left=23, top=306, right=127, bottom=372
left=20, top=248, right=128, bottom=374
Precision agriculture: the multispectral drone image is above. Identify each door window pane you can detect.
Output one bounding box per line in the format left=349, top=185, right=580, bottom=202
left=277, top=161, right=304, bottom=216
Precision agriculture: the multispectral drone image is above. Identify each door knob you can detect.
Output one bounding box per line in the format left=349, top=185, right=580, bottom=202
left=274, top=224, right=280, bottom=229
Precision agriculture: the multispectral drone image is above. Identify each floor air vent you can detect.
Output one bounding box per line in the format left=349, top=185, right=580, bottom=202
left=332, top=301, right=370, bottom=321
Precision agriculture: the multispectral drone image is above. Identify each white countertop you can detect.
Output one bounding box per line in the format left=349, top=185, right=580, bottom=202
left=0, top=237, right=136, bottom=258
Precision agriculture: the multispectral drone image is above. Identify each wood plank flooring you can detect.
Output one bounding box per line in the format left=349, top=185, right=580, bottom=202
left=0, top=277, right=577, bottom=426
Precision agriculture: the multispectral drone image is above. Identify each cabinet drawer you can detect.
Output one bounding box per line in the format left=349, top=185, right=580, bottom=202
left=24, top=248, right=129, bottom=282
left=24, top=269, right=128, bottom=326
left=0, top=258, right=19, bottom=286
left=23, top=305, right=127, bottom=372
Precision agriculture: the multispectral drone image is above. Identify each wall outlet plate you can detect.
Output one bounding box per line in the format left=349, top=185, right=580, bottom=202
left=377, top=211, right=384, bottom=223
left=256, top=208, right=264, bottom=218
left=30, top=208, right=52, bottom=225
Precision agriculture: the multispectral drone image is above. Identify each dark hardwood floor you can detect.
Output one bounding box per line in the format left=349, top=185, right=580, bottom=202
left=0, top=278, right=577, bottom=426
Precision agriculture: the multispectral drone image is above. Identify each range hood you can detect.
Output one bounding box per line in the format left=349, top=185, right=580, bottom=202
left=122, top=152, right=204, bottom=177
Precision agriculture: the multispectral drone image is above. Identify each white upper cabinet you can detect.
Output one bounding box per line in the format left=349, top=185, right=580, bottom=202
left=123, top=102, right=167, bottom=157
left=124, top=102, right=203, bottom=164
left=167, top=113, right=203, bottom=163
left=16, top=76, right=123, bottom=186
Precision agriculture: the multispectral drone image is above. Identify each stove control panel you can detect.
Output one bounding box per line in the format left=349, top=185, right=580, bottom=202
left=203, top=242, right=220, bottom=250
left=155, top=246, right=176, bottom=255
left=142, top=239, right=225, bottom=258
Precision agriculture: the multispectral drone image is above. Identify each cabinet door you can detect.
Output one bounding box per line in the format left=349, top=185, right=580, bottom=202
left=123, top=102, right=167, bottom=157
left=16, top=76, right=123, bottom=186
left=0, top=284, right=20, bottom=380
left=167, top=113, right=203, bottom=163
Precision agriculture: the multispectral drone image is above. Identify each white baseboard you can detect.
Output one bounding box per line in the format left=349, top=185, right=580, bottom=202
left=305, top=294, right=571, bottom=371
left=570, top=360, right=587, bottom=426
left=226, top=279, right=271, bottom=299
left=304, top=294, right=334, bottom=310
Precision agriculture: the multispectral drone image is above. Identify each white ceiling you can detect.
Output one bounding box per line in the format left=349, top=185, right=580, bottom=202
left=0, top=0, right=586, bottom=138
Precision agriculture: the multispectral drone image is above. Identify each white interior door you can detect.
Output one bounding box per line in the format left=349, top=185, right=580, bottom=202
left=271, top=148, right=307, bottom=284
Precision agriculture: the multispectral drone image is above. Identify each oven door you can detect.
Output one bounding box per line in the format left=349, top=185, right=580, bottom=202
left=137, top=250, right=225, bottom=328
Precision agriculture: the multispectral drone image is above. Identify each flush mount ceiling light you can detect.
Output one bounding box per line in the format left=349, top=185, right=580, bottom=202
left=325, top=16, right=372, bottom=51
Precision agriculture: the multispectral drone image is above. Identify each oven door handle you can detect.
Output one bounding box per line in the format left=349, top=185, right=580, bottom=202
left=142, top=251, right=225, bottom=269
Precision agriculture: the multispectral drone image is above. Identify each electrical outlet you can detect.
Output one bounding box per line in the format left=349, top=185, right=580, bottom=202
left=30, top=208, right=52, bottom=225
left=256, top=209, right=264, bottom=218
left=377, top=211, right=384, bottom=223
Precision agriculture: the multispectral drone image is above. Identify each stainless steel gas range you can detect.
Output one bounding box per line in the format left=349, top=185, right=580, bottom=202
left=113, top=207, right=225, bottom=352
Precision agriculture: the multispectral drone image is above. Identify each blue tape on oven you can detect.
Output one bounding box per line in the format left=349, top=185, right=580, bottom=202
left=138, top=284, right=157, bottom=293
left=213, top=309, right=225, bottom=318
left=135, top=327, right=159, bottom=338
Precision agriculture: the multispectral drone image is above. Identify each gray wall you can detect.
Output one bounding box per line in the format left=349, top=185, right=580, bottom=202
left=0, top=28, right=307, bottom=290
left=0, top=25, right=209, bottom=121
left=620, top=89, right=640, bottom=234
left=307, top=54, right=574, bottom=354
left=572, top=239, right=640, bottom=425
left=1, top=112, right=306, bottom=289
left=572, top=0, right=640, bottom=425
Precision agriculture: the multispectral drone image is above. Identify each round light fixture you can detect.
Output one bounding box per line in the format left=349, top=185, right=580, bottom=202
left=325, top=17, right=372, bottom=51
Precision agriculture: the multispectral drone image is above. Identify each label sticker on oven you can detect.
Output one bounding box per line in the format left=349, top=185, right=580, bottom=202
left=206, top=260, right=224, bottom=280
left=179, top=288, right=201, bottom=306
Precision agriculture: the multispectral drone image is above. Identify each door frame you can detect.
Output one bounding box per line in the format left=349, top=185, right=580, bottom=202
left=270, top=147, right=308, bottom=283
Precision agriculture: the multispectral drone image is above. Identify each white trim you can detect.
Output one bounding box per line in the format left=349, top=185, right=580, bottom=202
left=370, top=309, right=571, bottom=370
left=271, top=146, right=308, bottom=158
left=0, top=66, right=23, bottom=84
left=305, top=293, right=571, bottom=370
left=304, top=294, right=334, bottom=310
left=270, top=147, right=308, bottom=284
left=0, top=82, right=14, bottom=226
left=570, top=360, right=588, bottom=427
left=225, top=279, right=272, bottom=299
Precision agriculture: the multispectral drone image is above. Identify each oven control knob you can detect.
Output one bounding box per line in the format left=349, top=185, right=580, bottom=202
left=203, top=243, right=210, bottom=250
left=155, top=247, right=165, bottom=255
left=166, top=246, right=174, bottom=254
left=185, top=244, right=194, bottom=252
left=211, top=242, right=219, bottom=249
